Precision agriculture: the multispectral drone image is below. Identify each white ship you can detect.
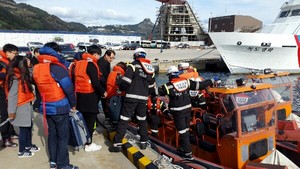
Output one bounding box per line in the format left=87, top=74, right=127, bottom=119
left=209, top=0, right=300, bottom=74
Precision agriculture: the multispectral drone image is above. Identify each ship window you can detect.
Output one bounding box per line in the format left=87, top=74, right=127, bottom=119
left=279, top=10, right=290, bottom=18
left=291, top=9, right=300, bottom=16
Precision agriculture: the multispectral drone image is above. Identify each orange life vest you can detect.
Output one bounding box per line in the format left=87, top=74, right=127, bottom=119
left=179, top=71, right=208, bottom=97
left=0, top=50, right=9, bottom=87
left=147, top=97, right=161, bottom=111
left=106, top=65, right=125, bottom=99
left=170, top=77, right=189, bottom=92
left=136, top=58, right=155, bottom=74
left=179, top=71, right=199, bottom=80
left=74, top=53, right=101, bottom=93
left=68, top=61, right=76, bottom=78
left=5, top=69, right=35, bottom=106
left=33, top=55, right=66, bottom=102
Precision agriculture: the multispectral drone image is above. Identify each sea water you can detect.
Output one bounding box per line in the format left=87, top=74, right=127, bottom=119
left=155, top=72, right=300, bottom=112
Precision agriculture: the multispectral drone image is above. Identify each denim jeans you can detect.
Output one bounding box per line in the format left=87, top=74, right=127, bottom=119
left=46, top=114, right=70, bottom=169
left=19, top=124, right=32, bottom=152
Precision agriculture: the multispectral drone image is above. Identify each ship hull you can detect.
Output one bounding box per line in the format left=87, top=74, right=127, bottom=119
left=209, top=32, right=300, bottom=74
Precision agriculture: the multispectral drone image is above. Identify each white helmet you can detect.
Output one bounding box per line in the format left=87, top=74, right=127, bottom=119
left=134, top=47, right=145, bottom=54
left=167, top=66, right=179, bottom=75
left=133, top=47, right=146, bottom=59
left=178, top=62, right=189, bottom=70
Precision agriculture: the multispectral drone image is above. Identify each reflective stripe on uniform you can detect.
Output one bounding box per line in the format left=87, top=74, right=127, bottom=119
left=126, top=94, right=148, bottom=100
left=148, top=84, right=155, bottom=88
left=120, top=115, right=130, bottom=121
left=155, top=87, right=159, bottom=95
left=195, top=81, right=199, bottom=90
left=151, top=129, right=158, bottom=133
left=122, top=76, right=132, bottom=83
left=178, top=129, right=187, bottom=134
left=135, top=64, right=142, bottom=68
left=136, top=115, right=146, bottom=121
left=113, top=143, right=123, bottom=147
left=164, top=84, right=170, bottom=95
left=128, top=64, right=135, bottom=72
left=170, top=104, right=192, bottom=111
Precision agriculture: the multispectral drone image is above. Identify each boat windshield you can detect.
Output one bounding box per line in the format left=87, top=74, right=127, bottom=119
left=260, top=76, right=290, bottom=86
left=240, top=106, right=275, bottom=134
left=279, top=10, right=290, bottom=18
left=231, top=89, right=276, bottom=135
left=233, top=89, right=273, bottom=107
left=260, top=76, right=292, bottom=102
left=291, top=9, right=300, bottom=16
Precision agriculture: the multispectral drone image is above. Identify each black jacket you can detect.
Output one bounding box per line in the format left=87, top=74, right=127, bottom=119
left=157, top=78, right=213, bottom=112
left=97, top=56, right=110, bottom=88
left=119, top=60, right=155, bottom=103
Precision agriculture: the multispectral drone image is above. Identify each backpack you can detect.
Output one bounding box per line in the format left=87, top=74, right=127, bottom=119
left=108, top=95, right=122, bottom=123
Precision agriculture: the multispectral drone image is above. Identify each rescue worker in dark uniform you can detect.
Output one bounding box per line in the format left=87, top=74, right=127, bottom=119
left=147, top=95, right=169, bottom=137
left=155, top=66, right=220, bottom=160
left=109, top=48, right=155, bottom=152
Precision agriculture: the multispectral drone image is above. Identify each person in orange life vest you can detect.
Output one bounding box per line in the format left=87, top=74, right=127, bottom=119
left=0, top=43, right=19, bottom=148
left=106, top=61, right=127, bottom=99
left=97, top=50, right=115, bottom=119
left=155, top=66, right=219, bottom=160
left=106, top=62, right=127, bottom=124
left=68, top=51, right=83, bottom=84
left=178, top=64, right=208, bottom=110
left=147, top=95, right=169, bottom=137
left=5, top=56, right=40, bottom=158
left=32, top=42, right=78, bottom=169
left=109, top=48, right=156, bottom=152
left=74, top=44, right=107, bottom=152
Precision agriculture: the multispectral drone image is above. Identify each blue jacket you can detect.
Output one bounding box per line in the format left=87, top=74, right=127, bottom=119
left=35, top=46, right=76, bottom=115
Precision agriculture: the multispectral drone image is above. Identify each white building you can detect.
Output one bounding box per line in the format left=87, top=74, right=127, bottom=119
left=0, top=30, right=141, bottom=47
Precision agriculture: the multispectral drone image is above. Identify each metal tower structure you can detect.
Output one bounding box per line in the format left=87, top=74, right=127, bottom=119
left=151, top=0, right=206, bottom=42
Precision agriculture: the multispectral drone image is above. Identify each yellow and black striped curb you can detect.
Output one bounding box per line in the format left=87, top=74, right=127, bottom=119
left=104, top=130, right=158, bottom=169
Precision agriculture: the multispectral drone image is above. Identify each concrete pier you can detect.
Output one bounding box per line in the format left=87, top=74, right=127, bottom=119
left=111, top=48, right=227, bottom=73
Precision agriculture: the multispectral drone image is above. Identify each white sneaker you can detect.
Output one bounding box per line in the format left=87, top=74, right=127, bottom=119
left=85, top=143, right=102, bottom=152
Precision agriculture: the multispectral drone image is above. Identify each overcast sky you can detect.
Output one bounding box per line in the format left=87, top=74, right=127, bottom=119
left=15, top=0, right=285, bottom=30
